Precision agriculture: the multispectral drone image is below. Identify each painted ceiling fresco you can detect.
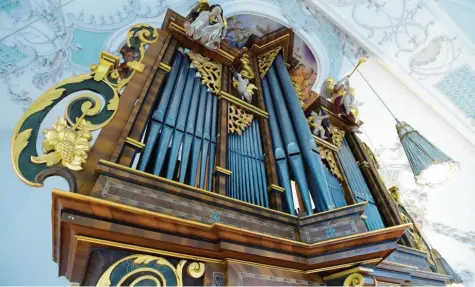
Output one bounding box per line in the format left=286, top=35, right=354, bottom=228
left=224, top=14, right=318, bottom=105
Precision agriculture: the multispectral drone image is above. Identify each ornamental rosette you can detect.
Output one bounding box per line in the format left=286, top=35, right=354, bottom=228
left=31, top=117, right=92, bottom=171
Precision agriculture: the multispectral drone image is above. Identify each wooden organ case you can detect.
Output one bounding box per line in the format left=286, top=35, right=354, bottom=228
left=11, top=6, right=460, bottom=287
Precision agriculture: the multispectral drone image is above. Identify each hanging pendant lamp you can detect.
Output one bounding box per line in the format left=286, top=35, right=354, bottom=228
left=396, top=120, right=459, bottom=185
left=346, top=56, right=459, bottom=185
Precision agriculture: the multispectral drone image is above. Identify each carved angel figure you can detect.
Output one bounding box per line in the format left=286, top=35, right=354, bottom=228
left=309, top=110, right=330, bottom=139
left=233, top=72, right=257, bottom=103
left=184, top=4, right=227, bottom=50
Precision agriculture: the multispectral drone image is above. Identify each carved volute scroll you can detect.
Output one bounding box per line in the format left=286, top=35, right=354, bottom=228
left=239, top=47, right=255, bottom=80
left=188, top=51, right=222, bottom=94
left=96, top=254, right=205, bottom=287
left=10, top=24, right=158, bottom=188
left=343, top=273, right=365, bottom=287
left=257, top=46, right=282, bottom=79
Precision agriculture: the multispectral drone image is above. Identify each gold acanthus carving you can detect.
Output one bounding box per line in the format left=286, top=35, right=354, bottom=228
left=362, top=142, right=379, bottom=169
left=257, top=46, right=282, bottom=79
left=330, top=125, right=345, bottom=148
left=239, top=47, right=255, bottom=79
left=292, top=80, right=305, bottom=108
left=318, top=146, right=343, bottom=181
left=343, top=273, right=365, bottom=287
left=188, top=51, right=222, bottom=94
left=229, top=104, right=254, bottom=135
left=97, top=254, right=205, bottom=287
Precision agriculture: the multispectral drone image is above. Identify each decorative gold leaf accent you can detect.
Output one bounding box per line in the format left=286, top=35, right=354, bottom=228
left=239, top=47, right=255, bottom=79
left=188, top=51, right=222, bottom=94
left=229, top=104, right=254, bottom=135
left=31, top=117, right=92, bottom=171
left=257, top=46, right=281, bottom=79
left=107, top=95, right=119, bottom=111
left=187, top=262, right=206, bottom=278
left=362, top=142, right=379, bottom=169
left=330, top=125, right=345, bottom=148
left=292, top=79, right=305, bottom=108
left=318, top=146, right=343, bottom=181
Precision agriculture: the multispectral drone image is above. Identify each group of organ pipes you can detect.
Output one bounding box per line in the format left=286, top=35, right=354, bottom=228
left=10, top=5, right=462, bottom=285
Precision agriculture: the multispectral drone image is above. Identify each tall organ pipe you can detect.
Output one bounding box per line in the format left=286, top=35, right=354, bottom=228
left=189, top=87, right=209, bottom=186
left=274, top=55, right=336, bottom=212
left=266, top=68, right=313, bottom=214
left=165, top=66, right=197, bottom=179
left=261, top=78, right=295, bottom=214
left=207, top=96, right=218, bottom=191
left=199, top=91, right=213, bottom=189
left=152, top=56, right=190, bottom=175
left=178, top=79, right=203, bottom=183
left=138, top=51, right=183, bottom=171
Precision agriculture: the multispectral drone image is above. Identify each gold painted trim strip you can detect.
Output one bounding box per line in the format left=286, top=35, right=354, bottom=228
left=396, top=244, right=429, bottom=255
left=267, top=184, right=285, bottom=193
left=250, top=34, right=290, bottom=61
left=218, top=91, right=268, bottom=118
left=167, top=22, right=235, bottom=62
left=54, top=188, right=412, bottom=249
left=215, top=166, right=232, bottom=176
left=307, top=258, right=382, bottom=274
left=225, top=258, right=305, bottom=274
left=125, top=137, right=145, bottom=149
left=313, top=135, right=339, bottom=151
left=98, top=159, right=296, bottom=218
left=300, top=202, right=367, bottom=220
left=159, top=62, right=171, bottom=72
left=323, top=266, right=375, bottom=281
left=75, top=235, right=223, bottom=264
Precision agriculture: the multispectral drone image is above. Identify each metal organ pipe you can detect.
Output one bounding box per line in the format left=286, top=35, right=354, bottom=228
left=138, top=51, right=184, bottom=171
left=273, top=55, right=336, bottom=212
left=265, top=67, right=314, bottom=214
left=137, top=52, right=217, bottom=192
left=261, top=78, right=296, bottom=214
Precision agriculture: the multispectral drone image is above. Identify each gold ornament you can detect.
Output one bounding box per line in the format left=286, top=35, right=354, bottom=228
left=229, top=104, right=254, bottom=135
left=318, top=146, right=343, bottom=181
left=97, top=254, right=204, bottom=287
left=330, top=125, right=345, bottom=148
left=292, top=79, right=305, bottom=108
left=31, top=117, right=92, bottom=171
left=187, top=262, right=206, bottom=278
left=188, top=51, right=222, bottom=94
left=362, top=142, right=379, bottom=169
left=343, top=273, right=365, bottom=287
left=239, top=47, right=255, bottom=79
left=257, top=46, right=281, bottom=79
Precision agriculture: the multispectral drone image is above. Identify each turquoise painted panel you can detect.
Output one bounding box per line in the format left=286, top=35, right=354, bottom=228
left=0, top=43, right=27, bottom=74
left=0, top=0, right=23, bottom=15
left=71, top=29, right=110, bottom=67
left=435, top=65, right=475, bottom=118
left=437, top=0, right=475, bottom=44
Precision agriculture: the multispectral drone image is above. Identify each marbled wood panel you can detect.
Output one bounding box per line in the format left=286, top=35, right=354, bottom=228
left=203, top=262, right=225, bottom=286
left=299, top=213, right=367, bottom=243
left=101, top=178, right=297, bottom=239
left=226, top=261, right=324, bottom=286
left=383, top=247, right=432, bottom=272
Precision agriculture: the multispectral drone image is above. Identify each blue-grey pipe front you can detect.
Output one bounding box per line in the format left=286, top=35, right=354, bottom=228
left=274, top=55, right=335, bottom=212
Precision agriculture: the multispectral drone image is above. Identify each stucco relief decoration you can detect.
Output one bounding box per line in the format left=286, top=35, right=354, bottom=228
left=325, top=0, right=433, bottom=56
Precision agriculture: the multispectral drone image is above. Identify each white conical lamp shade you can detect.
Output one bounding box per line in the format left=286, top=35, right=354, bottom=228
left=396, top=121, right=459, bottom=185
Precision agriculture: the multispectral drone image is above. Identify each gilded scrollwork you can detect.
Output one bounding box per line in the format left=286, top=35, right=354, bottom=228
left=318, top=146, right=343, bottom=181
left=96, top=254, right=205, bottom=287
left=257, top=46, right=282, bottom=79
left=10, top=24, right=158, bottom=187
left=229, top=104, right=254, bottom=135
left=330, top=125, right=345, bottom=148
left=343, top=273, right=365, bottom=287
left=362, top=142, right=379, bottom=169
left=239, top=47, right=255, bottom=80
left=188, top=51, right=222, bottom=94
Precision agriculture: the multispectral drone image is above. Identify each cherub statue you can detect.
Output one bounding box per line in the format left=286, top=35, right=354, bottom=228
left=184, top=4, right=227, bottom=50
left=309, top=110, right=330, bottom=139
left=233, top=71, right=257, bottom=103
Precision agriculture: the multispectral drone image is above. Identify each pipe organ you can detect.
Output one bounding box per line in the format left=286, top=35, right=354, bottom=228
left=11, top=6, right=459, bottom=287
